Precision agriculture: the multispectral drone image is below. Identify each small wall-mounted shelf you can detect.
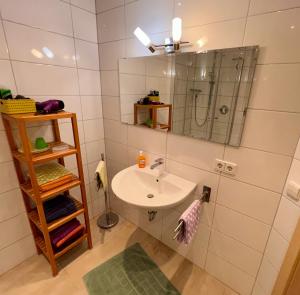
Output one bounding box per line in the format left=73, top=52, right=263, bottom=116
left=1, top=111, right=92, bottom=276
left=134, top=103, right=172, bottom=131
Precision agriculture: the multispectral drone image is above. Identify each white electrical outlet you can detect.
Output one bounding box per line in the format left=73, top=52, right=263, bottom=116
left=224, top=162, right=237, bottom=176
left=215, top=159, right=225, bottom=172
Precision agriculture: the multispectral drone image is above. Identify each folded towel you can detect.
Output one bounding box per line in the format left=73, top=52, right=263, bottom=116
left=177, top=200, right=202, bottom=244
left=50, top=219, right=80, bottom=246
left=44, top=195, right=77, bottom=223
left=95, top=160, right=108, bottom=191
left=55, top=224, right=85, bottom=248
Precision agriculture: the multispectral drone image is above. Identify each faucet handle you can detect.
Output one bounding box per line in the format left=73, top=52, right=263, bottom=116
left=155, top=158, right=164, bottom=163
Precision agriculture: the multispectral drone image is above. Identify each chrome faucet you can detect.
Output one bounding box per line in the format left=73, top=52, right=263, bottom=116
left=150, top=158, right=164, bottom=169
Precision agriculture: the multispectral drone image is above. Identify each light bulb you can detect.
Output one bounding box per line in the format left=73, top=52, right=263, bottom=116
left=134, top=27, right=151, bottom=47
left=172, top=17, right=182, bottom=43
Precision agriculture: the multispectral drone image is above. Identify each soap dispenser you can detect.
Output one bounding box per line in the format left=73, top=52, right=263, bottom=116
left=137, top=150, right=146, bottom=168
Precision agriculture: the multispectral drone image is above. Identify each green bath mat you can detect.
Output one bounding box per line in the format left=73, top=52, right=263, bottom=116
left=83, top=243, right=180, bottom=295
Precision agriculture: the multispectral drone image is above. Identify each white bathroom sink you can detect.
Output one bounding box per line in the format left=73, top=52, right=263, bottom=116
left=111, top=165, right=196, bottom=209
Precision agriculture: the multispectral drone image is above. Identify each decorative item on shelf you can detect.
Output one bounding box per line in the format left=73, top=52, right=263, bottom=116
left=0, top=89, right=37, bottom=114
left=134, top=17, right=191, bottom=54
left=18, top=137, right=50, bottom=154
left=52, top=143, right=69, bottom=152
left=33, top=162, right=74, bottom=192
left=36, top=99, right=64, bottom=114
left=137, top=90, right=164, bottom=105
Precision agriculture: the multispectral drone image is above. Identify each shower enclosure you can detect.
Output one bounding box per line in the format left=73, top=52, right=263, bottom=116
left=172, top=46, right=258, bottom=146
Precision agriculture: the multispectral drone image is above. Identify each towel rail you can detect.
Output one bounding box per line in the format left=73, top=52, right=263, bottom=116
left=172, top=186, right=211, bottom=240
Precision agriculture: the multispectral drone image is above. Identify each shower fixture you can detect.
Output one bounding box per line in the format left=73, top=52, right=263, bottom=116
left=134, top=18, right=191, bottom=54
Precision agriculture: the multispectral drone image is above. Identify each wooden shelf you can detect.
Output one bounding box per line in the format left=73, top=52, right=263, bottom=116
left=20, top=175, right=81, bottom=202
left=2, top=111, right=92, bottom=276
left=13, top=142, right=77, bottom=164
left=2, top=111, right=74, bottom=122
left=35, top=233, right=88, bottom=260
left=28, top=196, right=84, bottom=232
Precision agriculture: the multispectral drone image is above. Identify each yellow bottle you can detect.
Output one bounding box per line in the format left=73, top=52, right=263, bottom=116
left=138, top=150, right=146, bottom=168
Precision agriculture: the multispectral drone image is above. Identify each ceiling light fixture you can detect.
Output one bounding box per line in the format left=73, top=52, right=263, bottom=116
left=133, top=17, right=191, bottom=54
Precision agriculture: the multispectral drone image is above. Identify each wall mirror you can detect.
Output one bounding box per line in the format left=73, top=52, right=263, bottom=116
left=118, top=46, right=258, bottom=146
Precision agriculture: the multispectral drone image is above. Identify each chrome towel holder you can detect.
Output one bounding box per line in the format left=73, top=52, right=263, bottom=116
left=173, top=186, right=211, bottom=240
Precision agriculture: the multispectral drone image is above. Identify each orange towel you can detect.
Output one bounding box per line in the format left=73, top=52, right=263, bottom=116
left=55, top=224, right=85, bottom=248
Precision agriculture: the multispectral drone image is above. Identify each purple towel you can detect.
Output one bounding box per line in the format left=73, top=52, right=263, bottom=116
left=177, top=200, right=202, bottom=244
left=50, top=219, right=80, bottom=246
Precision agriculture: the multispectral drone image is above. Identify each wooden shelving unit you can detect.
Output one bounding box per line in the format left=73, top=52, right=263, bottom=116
left=1, top=111, right=92, bottom=276
left=134, top=103, right=172, bottom=131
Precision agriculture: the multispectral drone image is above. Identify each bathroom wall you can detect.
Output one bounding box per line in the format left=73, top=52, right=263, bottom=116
left=253, top=138, right=300, bottom=295
left=0, top=0, right=104, bottom=274
left=96, top=1, right=300, bottom=295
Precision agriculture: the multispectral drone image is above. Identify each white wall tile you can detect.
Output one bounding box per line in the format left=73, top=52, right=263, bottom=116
left=244, top=9, right=300, bottom=64
left=182, top=19, right=245, bottom=53
left=0, top=235, right=35, bottom=275
left=242, top=110, right=300, bottom=156
left=0, top=131, right=12, bottom=163
left=283, top=158, right=300, bottom=204
left=125, top=0, right=173, bottom=37
left=274, top=196, right=300, bottom=241
left=0, top=162, right=18, bottom=194
left=105, top=140, right=128, bottom=165
left=97, top=7, right=125, bottom=43
left=83, top=118, right=104, bottom=143
left=128, top=125, right=166, bottom=155
left=104, top=119, right=127, bottom=144
left=249, top=64, right=300, bottom=113
left=249, top=0, right=300, bottom=15
left=81, top=96, right=102, bottom=120
left=265, top=229, right=289, bottom=271
left=96, top=0, right=124, bottom=13
left=75, top=39, right=99, bottom=70
left=0, top=21, right=8, bottom=59
left=102, top=96, right=121, bottom=120
left=78, top=69, right=101, bottom=95
left=85, top=139, right=105, bottom=164
left=256, top=256, right=279, bottom=295
left=71, top=0, right=95, bottom=13
left=213, top=205, right=270, bottom=252
left=99, top=40, right=125, bottom=70
left=0, top=189, right=24, bottom=222
left=0, top=60, right=17, bottom=95
left=206, top=252, right=255, bottom=295
left=100, top=70, right=119, bottom=96
left=72, top=6, right=97, bottom=43
left=252, top=282, right=267, bottom=295
left=174, top=0, right=249, bottom=28
left=167, top=134, right=224, bottom=172
left=295, top=138, right=300, bottom=160
left=208, top=229, right=262, bottom=276
left=217, top=177, right=280, bottom=224
left=0, top=213, right=31, bottom=250
left=0, top=0, right=73, bottom=36
left=12, top=61, right=79, bottom=95
left=224, top=147, right=292, bottom=193
left=4, top=21, right=76, bottom=67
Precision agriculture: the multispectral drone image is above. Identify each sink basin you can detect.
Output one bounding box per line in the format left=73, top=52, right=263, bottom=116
left=111, top=165, right=196, bottom=209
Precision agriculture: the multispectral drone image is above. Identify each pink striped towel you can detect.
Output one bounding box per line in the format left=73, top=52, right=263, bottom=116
left=177, top=200, right=202, bottom=244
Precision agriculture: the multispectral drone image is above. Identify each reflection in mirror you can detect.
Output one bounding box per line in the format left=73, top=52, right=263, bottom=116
left=119, top=46, right=258, bottom=146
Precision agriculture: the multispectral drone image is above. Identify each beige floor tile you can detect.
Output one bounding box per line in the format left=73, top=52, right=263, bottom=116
left=0, top=217, right=237, bottom=295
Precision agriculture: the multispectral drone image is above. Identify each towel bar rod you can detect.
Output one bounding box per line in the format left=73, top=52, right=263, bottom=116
left=172, top=186, right=211, bottom=240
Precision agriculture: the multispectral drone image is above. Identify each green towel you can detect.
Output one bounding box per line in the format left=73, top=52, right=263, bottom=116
left=83, top=243, right=180, bottom=295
